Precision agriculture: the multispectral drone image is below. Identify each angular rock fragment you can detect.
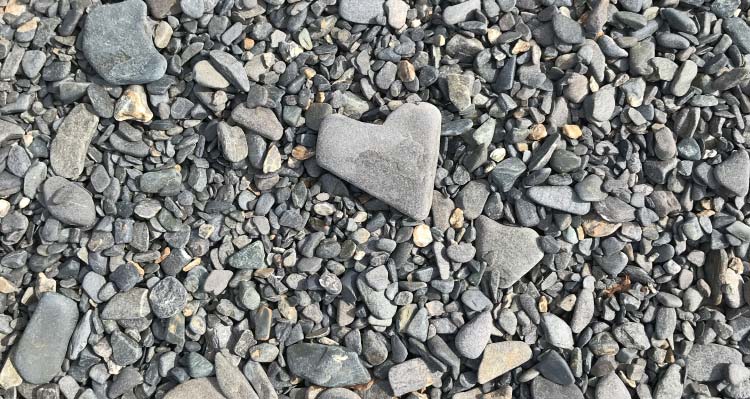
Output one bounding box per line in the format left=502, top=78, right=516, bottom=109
left=50, top=104, right=99, bottom=179
left=475, top=216, right=544, bottom=288
left=81, top=0, right=167, bottom=85
left=286, top=343, right=370, bottom=387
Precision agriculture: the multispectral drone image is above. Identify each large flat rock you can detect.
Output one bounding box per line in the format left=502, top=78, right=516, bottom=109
left=50, top=104, right=99, bottom=179
left=316, top=102, right=441, bottom=220
left=13, top=293, right=79, bottom=384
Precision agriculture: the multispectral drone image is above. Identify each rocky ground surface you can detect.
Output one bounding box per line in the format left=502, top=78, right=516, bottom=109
left=0, top=0, right=749, bottom=398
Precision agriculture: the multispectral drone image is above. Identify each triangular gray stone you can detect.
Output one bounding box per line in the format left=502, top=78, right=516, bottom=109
left=475, top=215, right=544, bottom=288
left=316, top=102, right=441, bottom=220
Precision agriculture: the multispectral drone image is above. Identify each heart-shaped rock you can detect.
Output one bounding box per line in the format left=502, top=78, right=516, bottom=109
left=316, top=102, right=441, bottom=220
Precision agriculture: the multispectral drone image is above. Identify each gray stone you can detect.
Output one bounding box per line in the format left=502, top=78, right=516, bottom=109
left=388, top=358, right=433, bottom=396
left=339, top=0, right=386, bottom=24
left=653, top=364, right=682, bottom=399
left=686, top=344, right=743, bottom=382
left=713, top=149, right=750, bottom=198
left=357, top=273, right=397, bottom=319
left=316, top=102, right=441, bottom=220
left=442, top=0, right=481, bottom=25
left=140, top=168, right=182, bottom=196
left=13, top=293, right=78, bottom=384
left=454, top=310, right=492, bottom=359
left=477, top=341, right=532, bottom=384
left=535, top=350, right=574, bottom=385
left=286, top=343, right=370, bottom=387
left=228, top=241, right=266, bottom=269
left=584, top=85, right=616, bottom=123
left=194, top=60, right=230, bottom=89
left=164, top=378, right=226, bottom=399
left=243, top=361, right=278, bottom=399
left=149, top=277, right=188, bottom=318
left=232, top=105, right=284, bottom=141
left=218, top=122, right=249, bottom=163
left=527, top=186, right=591, bottom=215
left=41, top=177, right=96, bottom=227
left=595, top=372, right=630, bottom=399
left=50, top=104, right=99, bottom=179
left=669, top=60, right=697, bottom=97
left=81, top=0, right=167, bottom=85
left=475, top=216, right=544, bottom=288
left=215, top=352, right=259, bottom=399
left=455, top=180, right=490, bottom=220
left=552, top=13, right=584, bottom=44
left=532, top=377, right=583, bottom=399
left=101, top=288, right=151, bottom=320
left=541, top=313, right=574, bottom=349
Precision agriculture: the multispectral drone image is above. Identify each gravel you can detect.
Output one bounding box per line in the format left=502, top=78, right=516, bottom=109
left=3, top=0, right=750, bottom=398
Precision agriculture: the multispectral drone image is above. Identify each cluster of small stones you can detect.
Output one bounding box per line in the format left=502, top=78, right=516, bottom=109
left=1, top=0, right=750, bottom=398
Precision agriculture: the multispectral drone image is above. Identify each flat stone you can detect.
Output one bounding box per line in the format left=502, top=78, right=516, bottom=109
left=50, top=104, right=99, bottom=179
left=228, top=241, right=266, bottom=269
left=527, top=186, right=591, bottom=215
left=713, top=149, right=750, bottom=198
left=686, top=343, right=743, bottom=382
left=81, top=0, right=167, bottom=85
left=286, top=343, right=370, bottom=387
left=670, top=60, right=697, bottom=97
left=164, top=378, right=226, bottom=399
left=319, top=388, right=360, bottom=399
left=41, top=177, right=96, bottom=227
left=232, top=105, right=284, bottom=141
left=243, top=361, right=277, bottom=399
left=13, top=293, right=78, bottom=384
left=388, top=358, right=433, bottom=396
left=148, top=276, right=187, bottom=318
left=477, top=341, right=532, bottom=384
left=215, top=352, right=259, bottom=399
left=454, top=310, right=493, bottom=359
left=490, top=157, right=527, bottom=192
left=531, top=377, right=584, bottom=399
left=584, top=85, right=616, bottom=123
left=535, top=350, right=574, bottom=385
left=194, top=60, right=230, bottom=89
left=653, top=364, right=683, bottom=399
left=541, top=313, right=574, bottom=349
left=552, top=13, right=584, bottom=44
left=101, top=288, right=151, bottom=320
left=475, top=215, right=544, bottom=288
left=218, top=122, right=249, bottom=163
left=385, top=0, right=408, bottom=29
left=442, top=0, right=481, bottom=25
left=316, top=102, right=441, bottom=220
left=357, top=273, right=397, bottom=319
left=595, top=372, right=630, bottom=399
left=140, top=168, right=182, bottom=196
left=339, top=0, right=386, bottom=24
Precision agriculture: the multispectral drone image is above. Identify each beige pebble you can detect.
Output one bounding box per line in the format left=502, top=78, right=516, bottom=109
left=413, top=224, right=433, bottom=247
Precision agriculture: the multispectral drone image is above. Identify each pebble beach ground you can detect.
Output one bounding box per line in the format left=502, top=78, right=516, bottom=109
left=0, top=0, right=749, bottom=398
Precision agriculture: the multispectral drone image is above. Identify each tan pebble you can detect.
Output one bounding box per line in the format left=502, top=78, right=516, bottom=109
left=0, top=199, right=10, bottom=217
left=516, top=142, right=529, bottom=152
left=562, top=124, right=583, bottom=139
left=292, top=145, right=314, bottom=160
left=114, top=85, right=153, bottom=122
left=0, top=358, right=22, bottom=389
left=154, top=21, right=173, bottom=49
left=243, top=38, right=255, bottom=50
left=0, top=276, right=18, bottom=294
left=490, top=148, right=506, bottom=162
left=397, top=60, right=416, bottom=82
left=512, top=40, right=531, bottom=54
left=528, top=124, right=547, bottom=141
left=582, top=215, right=621, bottom=237
left=538, top=296, right=548, bottom=313
left=413, top=224, right=433, bottom=247
left=182, top=258, right=201, bottom=272
left=450, top=208, right=464, bottom=229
